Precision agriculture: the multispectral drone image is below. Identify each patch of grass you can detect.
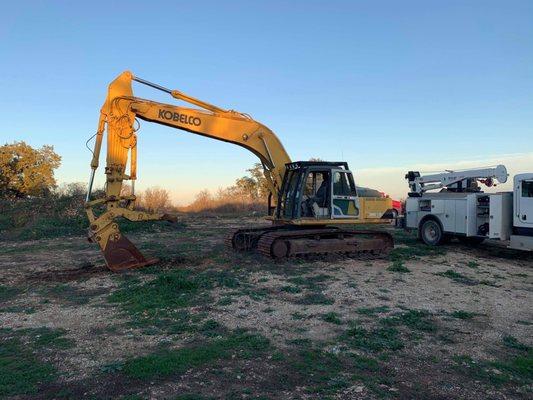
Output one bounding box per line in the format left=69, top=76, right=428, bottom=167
left=343, top=322, right=404, bottom=352
left=200, top=269, right=241, bottom=289
left=479, top=280, right=500, bottom=287
left=234, top=287, right=270, bottom=301
left=381, top=309, right=437, bottom=333
left=110, top=271, right=207, bottom=314
left=387, top=260, right=410, bottom=273
left=356, top=306, right=390, bottom=316
left=388, top=243, right=445, bottom=262
left=346, top=280, right=357, bottom=289
left=2, top=305, right=35, bottom=314
left=217, top=297, right=233, bottom=306
left=199, top=320, right=224, bottom=337
left=278, top=341, right=394, bottom=397
left=287, top=274, right=333, bottom=291
left=108, top=270, right=218, bottom=333
left=123, top=331, right=269, bottom=380
left=435, top=269, right=477, bottom=285
left=349, top=353, right=380, bottom=371
left=0, top=285, right=20, bottom=303
left=322, top=312, right=342, bottom=325
left=297, top=292, right=335, bottom=305
left=450, top=310, right=476, bottom=320
left=287, top=338, right=313, bottom=347
left=452, top=353, right=533, bottom=386
left=39, top=283, right=105, bottom=305
left=28, top=327, right=74, bottom=349
left=503, top=336, right=530, bottom=352
left=0, top=327, right=72, bottom=396
left=280, top=285, right=302, bottom=294
left=467, top=261, right=479, bottom=269
left=282, top=347, right=352, bottom=394
left=0, top=336, right=56, bottom=396
left=291, top=312, right=306, bottom=320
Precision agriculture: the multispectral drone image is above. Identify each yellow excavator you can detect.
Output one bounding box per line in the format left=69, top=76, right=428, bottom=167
left=85, top=71, right=394, bottom=271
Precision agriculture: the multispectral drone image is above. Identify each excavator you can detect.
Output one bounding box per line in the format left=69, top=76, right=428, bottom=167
left=85, top=71, right=394, bottom=271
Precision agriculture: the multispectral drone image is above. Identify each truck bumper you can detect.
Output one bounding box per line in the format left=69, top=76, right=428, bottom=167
left=509, top=235, right=533, bottom=251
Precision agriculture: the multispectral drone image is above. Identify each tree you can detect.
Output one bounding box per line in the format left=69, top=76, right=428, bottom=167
left=246, top=163, right=270, bottom=199
left=0, top=141, right=61, bottom=198
left=235, top=176, right=258, bottom=201
left=138, top=186, right=171, bottom=212
left=191, top=189, right=213, bottom=211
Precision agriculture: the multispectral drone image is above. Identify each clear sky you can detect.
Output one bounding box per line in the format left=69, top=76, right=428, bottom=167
left=1, top=0, right=532, bottom=203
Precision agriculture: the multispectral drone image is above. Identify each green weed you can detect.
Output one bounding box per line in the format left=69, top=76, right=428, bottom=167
left=452, top=353, right=533, bottom=386
left=280, top=285, right=302, bottom=294
left=123, top=331, right=269, bottom=380
left=0, top=337, right=56, bottom=396
left=387, top=260, right=410, bottom=273
left=450, top=310, right=476, bottom=320
left=0, top=285, right=20, bottom=303
left=388, top=244, right=445, bottom=262
left=291, top=312, right=306, bottom=320
left=502, top=336, right=530, bottom=352
left=322, top=312, right=342, bottom=325
left=356, top=306, right=390, bottom=316
left=381, top=309, right=437, bottom=333
left=297, top=292, right=335, bottom=305
left=436, top=270, right=477, bottom=285
left=343, top=322, right=404, bottom=352
left=0, top=327, right=73, bottom=396
left=29, top=327, right=74, bottom=349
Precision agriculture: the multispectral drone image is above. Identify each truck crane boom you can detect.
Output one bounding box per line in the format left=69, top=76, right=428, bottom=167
left=406, top=165, right=508, bottom=196
left=86, top=71, right=393, bottom=271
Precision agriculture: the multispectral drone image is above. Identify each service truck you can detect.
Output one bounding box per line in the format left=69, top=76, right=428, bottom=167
left=404, top=165, right=533, bottom=251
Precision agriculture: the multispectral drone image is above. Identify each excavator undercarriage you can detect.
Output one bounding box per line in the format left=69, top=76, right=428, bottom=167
left=228, top=226, right=393, bottom=259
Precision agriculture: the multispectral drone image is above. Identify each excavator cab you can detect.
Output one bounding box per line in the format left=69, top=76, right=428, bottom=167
left=275, top=161, right=360, bottom=221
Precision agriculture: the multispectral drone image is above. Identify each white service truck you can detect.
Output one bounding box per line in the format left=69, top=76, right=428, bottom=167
left=404, top=165, right=533, bottom=251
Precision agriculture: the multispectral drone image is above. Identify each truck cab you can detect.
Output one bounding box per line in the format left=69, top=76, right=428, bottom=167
left=511, top=174, right=533, bottom=250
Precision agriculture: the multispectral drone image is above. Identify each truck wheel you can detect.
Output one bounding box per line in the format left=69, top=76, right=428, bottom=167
left=420, top=219, right=443, bottom=246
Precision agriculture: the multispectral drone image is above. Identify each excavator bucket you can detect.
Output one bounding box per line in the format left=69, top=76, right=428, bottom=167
left=101, top=234, right=159, bottom=272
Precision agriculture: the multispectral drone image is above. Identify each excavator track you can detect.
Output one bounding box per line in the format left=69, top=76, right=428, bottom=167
left=228, top=227, right=394, bottom=260
left=226, top=226, right=285, bottom=252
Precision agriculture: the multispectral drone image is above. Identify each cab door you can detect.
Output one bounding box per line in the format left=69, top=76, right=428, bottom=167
left=331, top=169, right=359, bottom=219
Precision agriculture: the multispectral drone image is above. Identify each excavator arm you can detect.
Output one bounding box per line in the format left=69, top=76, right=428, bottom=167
left=85, top=71, right=290, bottom=271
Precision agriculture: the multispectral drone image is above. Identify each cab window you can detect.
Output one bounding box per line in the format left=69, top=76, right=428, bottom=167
left=333, top=172, right=356, bottom=196
left=522, top=180, right=533, bottom=197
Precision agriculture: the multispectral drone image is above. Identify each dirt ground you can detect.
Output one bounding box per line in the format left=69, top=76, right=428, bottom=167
left=0, top=215, right=531, bottom=399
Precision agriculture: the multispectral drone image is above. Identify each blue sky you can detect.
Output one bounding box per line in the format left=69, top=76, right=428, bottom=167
left=1, top=1, right=532, bottom=203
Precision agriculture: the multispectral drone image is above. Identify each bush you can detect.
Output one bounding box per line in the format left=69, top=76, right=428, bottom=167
left=0, top=184, right=183, bottom=241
